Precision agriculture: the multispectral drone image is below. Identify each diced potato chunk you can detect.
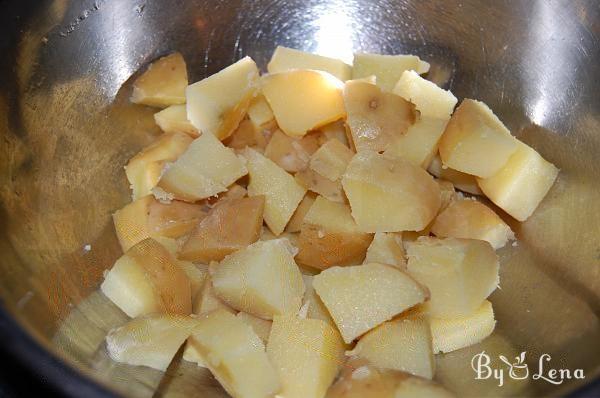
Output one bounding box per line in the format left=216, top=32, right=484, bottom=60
left=310, top=139, right=354, bottom=181
left=261, top=70, right=346, bottom=137
left=428, top=155, right=483, bottom=195
left=295, top=167, right=345, bottom=203
left=186, top=57, right=259, bottom=140
left=153, top=105, right=199, bottom=137
left=436, top=180, right=458, bottom=211
left=192, top=274, right=235, bottom=315
left=286, top=192, right=317, bottom=233
left=352, top=53, right=430, bottom=92
left=393, top=70, right=457, bottom=119
left=179, top=262, right=208, bottom=300
left=439, top=99, right=519, bottom=178
left=267, top=315, right=345, bottom=398
left=236, top=312, right=272, bottom=344
left=179, top=196, right=264, bottom=262
left=313, top=263, right=428, bottom=343
left=317, top=120, right=350, bottom=147
left=264, top=129, right=319, bottom=172
left=365, top=232, right=406, bottom=269
left=157, top=132, right=248, bottom=202
left=147, top=199, right=207, bottom=239
left=224, top=119, right=268, bottom=150
left=244, top=147, right=306, bottom=235
left=406, top=237, right=498, bottom=318
left=477, top=141, right=559, bottom=221
left=302, top=275, right=334, bottom=325
left=131, top=53, right=188, bottom=107
left=189, top=310, right=280, bottom=398
left=106, top=314, right=199, bottom=371
left=431, top=199, right=514, bottom=249
left=297, top=196, right=373, bottom=269
left=210, top=239, right=305, bottom=319
left=347, top=314, right=434, bottom=379
left=268, top=46, right=352, bottom=81
left=342, top=151, right=441, bottom=232
left=112, top=195, right=154, bottom=252
left=431, top=300, right=495, bottom=354
left=247, top=95, right=275, bottom=129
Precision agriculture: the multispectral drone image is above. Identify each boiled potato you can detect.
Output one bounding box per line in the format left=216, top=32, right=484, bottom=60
left=296, top=196, right=373, bottom=269
left=153, top=105, right=199, bottom=137
left=192, top=274, right=235, bottom=315
left=286, top=192, right=317, bottom=233
left=406, top=237, right=498, bottom=318
left=428, top=155, right=483, bottom=195
left=313, top=263, right=428, bottom=343
left=302, top=275, right=335, bottom=325
left=261, top=70, right=346, bottom=137
left=439, top=99, right=519, bottom=178
left=393, top=70, right=457, bottom=119
left=347, top=314, right=434, bottom=379
left=179, top=196, right=264, bottom=262
left=477, top=140, right=559, bottom=221
left=268, top=46, right=352, bottom=81
left=210, top=239, right=305, bottom=319
left=244, top=147, right=306, bottom=235
left=364, top=232, right=406, bottom=269
left=147, top=199, right=207, bottom=239
left=223, top=118, right=267, bottom=150
left=267, top=315, right=345, bottom=398
left=342, top=151, right=441, bottom=232
left=186, top=56, right=259, bottom=140
left=188, top=310, right=280, bottom=398
left=112, top=195, right=154, bottom=252
left=131, top=53, right=187, bottom=107
left=352, top=53, right=430, bottom=92
left=431, top=300, right=495, bottom=354
left=295, top=167, right=346, bottom=203
left=264, top=129, right=319, bottom=172
left=247, top=94, right=275, bottom=129
left=157, top=132, right=248, bottom=202
left=179, top=262, right=208, bottom=300
left=436, top=179, right=458, bottom=211
left=317, top=120, right=350, bottom=147
left=431, top=199, right=514, bottom=249
left=236, top=312, right=272, bottom=344
left=309, top=138, right=354, bottom=181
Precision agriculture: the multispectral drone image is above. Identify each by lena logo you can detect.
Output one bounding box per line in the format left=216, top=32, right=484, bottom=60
left=471, top=351, right=585, bottom=387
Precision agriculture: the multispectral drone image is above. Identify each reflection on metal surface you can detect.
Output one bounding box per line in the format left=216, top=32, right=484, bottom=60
left=312, top=1, right=355, bottom=64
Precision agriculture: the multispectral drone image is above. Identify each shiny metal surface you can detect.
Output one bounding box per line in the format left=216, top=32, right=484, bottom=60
left=0, top=0, right=598, bottom=397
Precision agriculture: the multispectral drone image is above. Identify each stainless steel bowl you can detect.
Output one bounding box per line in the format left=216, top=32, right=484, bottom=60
left=0, top=1, right=598, bottom=397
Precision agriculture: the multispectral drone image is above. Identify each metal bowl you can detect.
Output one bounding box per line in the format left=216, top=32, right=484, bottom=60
left=0, top=0, right=598, bottom=396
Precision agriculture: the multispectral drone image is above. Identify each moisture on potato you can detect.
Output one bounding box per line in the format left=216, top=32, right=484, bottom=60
left=268, top=46, right=352, bottom=81
left=131, top=52, right=188, bottom=107
left=309, top=138, right=354, bottom=181
left=153, top=105, right=199, bottom=137
left=428, top=155, right=483, bottom=195
left=352, top=53, right=430, bottom=92
left=264, top=129, right=320, bottom=172
left=364, top=232, right=406, bottom=269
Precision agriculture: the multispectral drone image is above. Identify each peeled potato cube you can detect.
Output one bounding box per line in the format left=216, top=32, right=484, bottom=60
left=393, top=70, right=457, bottom=119
left=310, top=139, right=354, bottom=181
left=295, top=167, right=346, bottom=203
left=365, top=232, right=406, bottom=269
left=147, top=199, right=207, bottom=239
left=157, top=132, right=248, bottom=202
left=428, top=155, right=483, bottom=195
left=431, top=300, right=495, bottom=354
left=302, top=275, right=334, bottom=325
left=261, top=70, right=346, bottom=137
left=439, top=99, right=519, bottom=178
left=342, top=151, right=441, bottom=232
left=112, top=195, right=153, bottom=252
left=186, top=56, right=259, bottom=140
left=247, top=94, right=275, bottom=129
left=131, top=53, right=188, bottom=107
left=313, top=263, right=428, bottom=343
left=267, top=315, right=345, bottom=398
left=189, top=310, right=280, bottom=398
left=106, top=314, right=199, bottom=371
left=406, top=237, right=499, bottom=318
left=211, top=239, right=305, bottom=319
left=352, top=53, right=430, bottom=92
left=153, top=105, right=199, bottom=137
left=348, top=314, right=434, bottom=379
left=264, top=129, right=320, bottom=172
left=236, top=312, right=272, bottom=344
left=477, top=141, right=559, bottom=221
left=431, top=199, right=514, bottom=249
left=268, top=46, right=352, bottom=81
left=244, top=147, right=306, bottom=235
left=179, top=196, right=264, bottom=262
left=286, top=192, right=317, bottom=233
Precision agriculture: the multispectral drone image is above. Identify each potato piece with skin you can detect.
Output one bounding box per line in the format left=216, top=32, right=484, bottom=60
left=313, top=263, right=429, bottom=343
left=393, top=70, right=457, bottom=119
left=406, top=237, right=499, bottom=318
left=267, top=315, right=345, bottom=398
left=342, top=151, right=441, bottom=232
left=286, top=192, right=317, bottom=233
left=431, top=199, right=514, bottom=249
left=317, top=120, right=350, bottom=147
left=247, top=94, right=274, bottom=129
left=477, top=141, right=559, bottom=221
left=179, top=196, right=264, bottom=262
left=261, top=70, right=346, bottom=137
left=244, top=147, right=306, bottom=235
left=295, top=167, right=346, bottom=203
left=439, top=99, right=519, bottom=178
left=131, top=53, right=188, bottom=107
left=364, top=232, right=406, bottom=269
left=153, top=105, right=199, bottom=137
left=186, top=56, right=259, bottom=140
left=428, top=154, right=482, bottom=195
left=268, top=46, right=352, bottom=81
left=352, top=53, right=430, bottom=92
left=112, top=195, right=154, bottom=252
left=302, top=275, right=335, bottom=325
left=264, top=129, right=320, bottom=172
left=347, top=314, right=434, bottom=379
left=310, top=139, right=354, bottom=181
left=147, top=199, right=207, bottom=239
left=236, top=312, right=272, bottom=344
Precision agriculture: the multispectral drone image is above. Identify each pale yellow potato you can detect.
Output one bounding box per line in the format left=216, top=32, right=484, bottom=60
left=302, top=275, right=335, bottom=325
left=224, top=118, right=269, bottom=150
left=236, top=312, right=272, bottom=344
left=364, top=232, right=406, bottom=269
left=347, top=314, right=434, bottom=379
left=342, top=151, right=441, bottom=232
left=125, top=132, right=193, bottom=200
left=477, top=140, right=559, bottom=221
left=439, top=99, right=519, bottom=178
left=267, top=315, right=345, bottom=398
left=186, top=56, right=259, bottom=140
left=313, top=263, right=428, bottom=343
left=428, top=154, right=483, bottom=195
left=317, top=120, right=350, bottom=147
left=106, top=314, right=199, bottom=371
left=189, top=310, right=280, bottom=398
left=268, top=46, right=352, bottom=81
left=112, top=195, right=154, bottom=252
left=431, top=199, right=514, bottom=249
left=264, top=129, right=319, bottom=172
left=244, top=147, right=306, bottom=235
left=295, top=167, right=346, bottom=203
left=352, top=53, right=430, bottom=92
left=436, top=179, right=458, bottom=211
left=431, top=300, right=495, bottom=354
left=406, top=237, right=499, bottom=318
left=131, top=53, right=188, bottom=107
left=286, top=192, right=317, bottom=233
left=310, top=138, right=354, bottom=181
left=343, top=80, right=416, bottom=153
left=261, top=70, right=346, bottom=137
left=147, top=199, right=207, bottom=239
left=157, top=132, right=248, bottom=202
left=393, top=70, right=457, bottom=119
left=210, top=239, right=305, bottom=319
left=247, top=94, right=275, bottom=129
left=192, top=274, right=235, bottom=315
left=179, top=262, right=208, bottom=300
left=153, top=105, right=199, bottom=137
left=297, top=196, right=373, bottom=269
left=349, top=75, right=377, bottom=84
